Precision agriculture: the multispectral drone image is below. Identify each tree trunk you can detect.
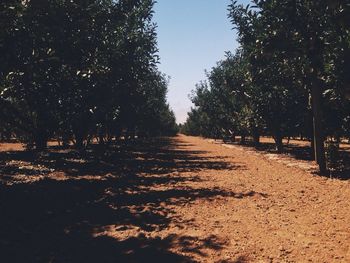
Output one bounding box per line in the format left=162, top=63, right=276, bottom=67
left=74, top=129, right=85, bottom=149
left=34, top=133, right=48, bottom=151
left=34, top=118, right=48, bottom=150
left=311, top=83, right=327, bottom=174
left=273, top=134, right=283, bottom=153
left=75, top=136, right=84, bottom=149
left=310, top=136, right=315, bottom=160
left=253, top=135, right=260, bottom=146
left=335, top=134, right=340, bottom=144
left=271, top=124, right=283, bottom=153
left=240, top=135, right=246, bottom=144
left=98, top=134, right=104, bottom=145
left=34, top=110, right=48, bottom=150
left=252, top=128, right=260, bottom=147
left=62, top=135, right=70, bottom=147
left=231, top=135, right=236, bottom=142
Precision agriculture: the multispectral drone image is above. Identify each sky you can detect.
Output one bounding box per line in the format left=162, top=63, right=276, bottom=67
left=153, top=0, right=250, bottom=124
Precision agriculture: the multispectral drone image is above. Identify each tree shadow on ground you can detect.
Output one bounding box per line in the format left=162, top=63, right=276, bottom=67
left=0, top=137, right=248, bottom=262
left=224, top=138, right=350, bottom=180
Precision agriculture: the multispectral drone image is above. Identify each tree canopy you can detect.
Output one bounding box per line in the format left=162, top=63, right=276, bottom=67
left=182, top=0, right=350, bottom=173
left=0, top=0, right=178, bottom=149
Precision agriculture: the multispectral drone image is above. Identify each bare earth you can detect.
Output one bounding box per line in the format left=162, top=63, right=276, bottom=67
left=112, top=135, right=350, bottom=262
left=1, top=135, right=350, bottom=262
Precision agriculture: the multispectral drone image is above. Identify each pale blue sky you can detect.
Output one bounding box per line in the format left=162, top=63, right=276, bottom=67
left=153, top=0, right=250, bottom=123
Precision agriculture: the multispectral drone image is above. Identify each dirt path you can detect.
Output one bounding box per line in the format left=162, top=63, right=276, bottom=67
left=1, top=135, right=350, bottom=262
left=111, top=135, right=350, bottom=262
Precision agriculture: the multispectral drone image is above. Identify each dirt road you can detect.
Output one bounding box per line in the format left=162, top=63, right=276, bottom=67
left=154, top=135, right=350, bottom=262
left=1, top=135, right=350, bottom=262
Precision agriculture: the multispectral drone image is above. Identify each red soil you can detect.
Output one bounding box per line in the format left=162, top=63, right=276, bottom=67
left=1, top=135, right=349, bottom=262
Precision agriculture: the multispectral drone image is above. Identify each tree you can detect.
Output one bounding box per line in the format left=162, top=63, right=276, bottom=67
left=0, top=0, right=177, bottom=149
left=228, top=0, right=350, bottom=173
left=184, top=0, right=350, bottom=174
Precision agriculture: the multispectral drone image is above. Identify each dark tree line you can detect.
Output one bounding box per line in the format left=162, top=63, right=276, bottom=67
left=0, top=0, right=178, bottom=149
left=182, top=0, right=350, bottom=174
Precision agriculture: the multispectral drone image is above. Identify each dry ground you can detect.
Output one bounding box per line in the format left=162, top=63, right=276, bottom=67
left=1, top=135, right=350, bottom=262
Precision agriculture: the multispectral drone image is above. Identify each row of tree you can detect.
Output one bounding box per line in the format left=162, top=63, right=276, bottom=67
left=182, top=0, right=350, bottom=173
left=0, top=0, right=178, bottom=149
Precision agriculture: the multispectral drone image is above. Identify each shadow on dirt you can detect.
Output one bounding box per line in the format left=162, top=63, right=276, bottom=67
left=0, top=137, right=248, bottom=262
left=223, top=138, right=350, bottom=180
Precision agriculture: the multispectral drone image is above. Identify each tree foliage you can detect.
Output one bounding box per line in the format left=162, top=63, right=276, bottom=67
left=0, top=0, right=178, bottom=149
left=182, top=0, right=350, bottom=172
